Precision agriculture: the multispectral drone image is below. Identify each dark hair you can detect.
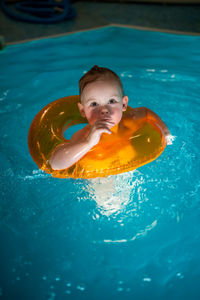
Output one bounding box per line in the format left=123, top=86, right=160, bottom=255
left=79, top=65, right=124, bottom=99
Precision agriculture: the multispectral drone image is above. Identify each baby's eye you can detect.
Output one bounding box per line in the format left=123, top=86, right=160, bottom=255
left=108, top=99, right=117, bottom=104
left=90, top=102, right=98, bottom=107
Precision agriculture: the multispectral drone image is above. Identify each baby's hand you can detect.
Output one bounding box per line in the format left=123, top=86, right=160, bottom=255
left=165, top=134, right=176, bottom=145
left=160, top=126, right=174, bottom=145
left=87, top=119, right=114, bottom=147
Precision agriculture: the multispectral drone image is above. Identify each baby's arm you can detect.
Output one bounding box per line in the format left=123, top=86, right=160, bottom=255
left=49, top=120, right=113, bottom=170
left=49, top=128, right=92, bottom=170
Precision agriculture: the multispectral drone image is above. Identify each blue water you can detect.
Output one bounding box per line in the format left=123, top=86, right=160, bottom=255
left=0, top=26, right=200, bottom=300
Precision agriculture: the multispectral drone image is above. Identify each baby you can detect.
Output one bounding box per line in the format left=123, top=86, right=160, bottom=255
left=49, top=65, right=170, bottom=170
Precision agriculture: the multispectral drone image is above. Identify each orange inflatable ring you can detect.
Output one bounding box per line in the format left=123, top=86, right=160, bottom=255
left=28, top=95, right=166, bottom=179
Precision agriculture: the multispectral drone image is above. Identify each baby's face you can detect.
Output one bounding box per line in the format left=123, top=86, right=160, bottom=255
left=78, top=80, right=128, bottom=128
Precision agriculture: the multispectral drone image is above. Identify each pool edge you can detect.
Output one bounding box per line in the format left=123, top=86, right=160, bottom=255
left=6, top=23, right=200, bottom=46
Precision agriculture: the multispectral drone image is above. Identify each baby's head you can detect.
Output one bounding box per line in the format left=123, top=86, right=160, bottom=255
left=78, top=66, right=128, bottom=128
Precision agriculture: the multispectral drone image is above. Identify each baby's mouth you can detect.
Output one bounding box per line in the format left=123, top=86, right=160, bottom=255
left=102, top=118, right=111, bottom=121
left=103, top=119, right=115, bottom=126
left=101, top=117, right=112, bottom=122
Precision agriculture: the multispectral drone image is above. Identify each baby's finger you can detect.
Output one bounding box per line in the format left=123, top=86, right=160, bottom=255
left=97, top=127, right=112, bottom=135
left=166, top=134, right=176, bottom=145
left=96, top=121, right=115, bottom=129
left=94, top=122, right=110, bottom=130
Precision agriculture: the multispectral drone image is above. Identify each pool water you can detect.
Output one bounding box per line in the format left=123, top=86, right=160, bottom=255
left=0, top=26, right=200, bottom=300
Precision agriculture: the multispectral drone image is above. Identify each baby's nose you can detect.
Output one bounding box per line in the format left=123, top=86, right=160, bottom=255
left=100, top=106, right=109, bottom=115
